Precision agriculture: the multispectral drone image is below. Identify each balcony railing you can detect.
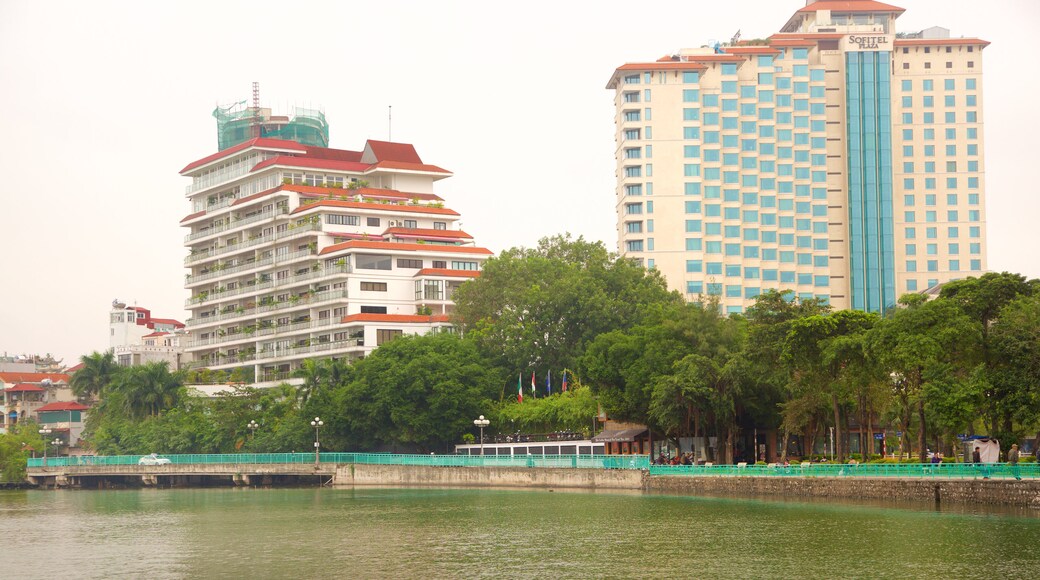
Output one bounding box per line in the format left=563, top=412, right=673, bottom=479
left=184, top=206, right=289, bottom=243
left=185, top=220, right=321, bottom=265
left=186, top=248, right=319, bottom=286
left=188, top=316, right=343, bottom=349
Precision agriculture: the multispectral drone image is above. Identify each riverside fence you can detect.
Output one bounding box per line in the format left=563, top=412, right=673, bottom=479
left=27, top=454, right=1038, bottom=479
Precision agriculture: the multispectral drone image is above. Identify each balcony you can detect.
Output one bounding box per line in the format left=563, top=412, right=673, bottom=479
left=184, top=206, right=289, bottom=243
left=186, top=287, right=348, bottom=329
left=187, top=264, right=351, bottom=307
left=185, top=219, right=321, bottom=265
left=187, top=317, right=343, bottom=349
left=201, top=338, right=364, bottom=369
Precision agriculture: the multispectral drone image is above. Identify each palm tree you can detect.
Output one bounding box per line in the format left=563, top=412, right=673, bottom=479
left=70, top=350, right=118, bottom=401
left=110, top=361, right=184, bottom=418
left=293, top=357, right=351, bottom=407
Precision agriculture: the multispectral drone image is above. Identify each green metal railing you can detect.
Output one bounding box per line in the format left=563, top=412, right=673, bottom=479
left=650, top=462, right=1040, bottom=479
left=26, top=453, right=1036, bottom=479
left=27, top=453, right=649, bottom=470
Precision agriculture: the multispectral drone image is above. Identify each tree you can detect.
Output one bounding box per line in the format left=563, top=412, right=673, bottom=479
left=334, top=333, right=503, bottom=453
left=453, top=234, right=680, bottom=378
left=108, top=361, right=184, bottom=419
left=70, top=350, right=118, bottom=400
left=868, top=294, right=982, bottom=461
left=494, top=385, right=599, bottom=436
left=782, top=310, right=878, bottom=462
left=743, top=290, right=830, bottom=460
left=988, top=294, right=1040, bottom=450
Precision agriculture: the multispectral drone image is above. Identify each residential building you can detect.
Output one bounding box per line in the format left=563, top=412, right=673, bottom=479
left=607, top=0, right=988, bottom=314
left=181, top=107, right=491, bottom=384
left=0, top=372, right=74, bottom=434
left=109, top=299, right=189, bottom=368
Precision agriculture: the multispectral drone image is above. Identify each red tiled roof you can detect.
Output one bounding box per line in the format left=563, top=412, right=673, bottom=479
left=180, top=210, right=206, bottom=224
left=301, top=145, right=363, bottom=163
left=894, top=38, right=990, bottom=48
left=250, top=155, right=369, bottom=174
left=341, top=313, right=452, bottom=324
left=350, top=187, right=442, bottom=201
left=415, top=268, right=481, bottom=278
left=659, top=54, right=747, bottom=63
left=36, top=401, right=89, bottom=412
left=5, top=383, right=46, bottom=392
left=365, top=140, right=423, bottom=164
left=0, top=372, right=69, bottom=384
left=795, top=0, right=904, bottom=13
left=142, top=331, right=170, bottom=338
left=724, top=46, right=782, bottom=55
left=769, top=38, right=819, bottom=47
left=319, top=239, right=493, bottom=256
left=149, top=318, right=185, bottom=328
left=65, top=363, right=84, bottom=373
left=616, top=62, right=707, bottom=72
left=384, top=227, right=472, bottom=239
left=180, top=138, right=308, bottom=174
left=231, top=186, right=287, bottom=207
left=367, top=160, right=452, bottom=175
left=291, top=199, right=460, bottom=217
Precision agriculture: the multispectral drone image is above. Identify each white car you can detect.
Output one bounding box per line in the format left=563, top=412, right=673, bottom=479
left=138, top=453, right=172, bottom=466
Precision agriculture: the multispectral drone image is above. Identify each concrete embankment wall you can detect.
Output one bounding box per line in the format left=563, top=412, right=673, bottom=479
left=646, top=475, right=1040, bottom=508
left=335, top=464, right=643, bottom=490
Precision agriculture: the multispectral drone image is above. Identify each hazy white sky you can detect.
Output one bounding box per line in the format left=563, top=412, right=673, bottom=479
left=1, top=0, right=1038, bottom=366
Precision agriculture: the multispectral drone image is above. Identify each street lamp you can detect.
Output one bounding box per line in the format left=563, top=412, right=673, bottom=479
left=248, top=420, right=259, bottom=440
left=52, top=438, right=63, bottom=459
left=473, top=415, right=490, bottom=456
left=311, top=417, right=323, bottom=465
left=39, top=427, right=52, bottom=466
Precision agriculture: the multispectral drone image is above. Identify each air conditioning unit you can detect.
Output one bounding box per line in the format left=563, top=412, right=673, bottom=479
left=389, top=221, right=398, bottom=227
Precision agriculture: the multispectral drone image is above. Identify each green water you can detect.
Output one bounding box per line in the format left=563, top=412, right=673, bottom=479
left=1, top=487, right=1038, bottom=579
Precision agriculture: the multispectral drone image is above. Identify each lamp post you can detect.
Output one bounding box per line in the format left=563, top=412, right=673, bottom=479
left=51, top=438, right=63, bottom=459
left=39, top=427, right=52, bottom=466
left=473, top=415, right=489, bottom=457
left=248, top=420, right=259, bottom=440
left=311, top=417, right=323, bottom=465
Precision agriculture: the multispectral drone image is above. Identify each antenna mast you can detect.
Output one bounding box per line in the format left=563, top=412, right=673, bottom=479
left=388, top=105, right=392, bottom=141
left=252, top=81, right=262, bottom=139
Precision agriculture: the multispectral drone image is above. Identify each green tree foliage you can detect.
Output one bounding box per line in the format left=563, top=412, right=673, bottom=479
left=104, top=361, right=184, bottom=419
left=70, top=350, right=117, bottom=400
left=452, top=234, right=680, bottom=376
left=0, top=423, right=50, bottom=481
left=868, top=294, right=982, bottom=461
left=333, top=333, right=503, bottom=453
left=493, top=385, right=599, bottom=436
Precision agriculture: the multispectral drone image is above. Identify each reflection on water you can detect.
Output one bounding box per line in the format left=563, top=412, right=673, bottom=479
left=1, top=487, right=1038, bottom=579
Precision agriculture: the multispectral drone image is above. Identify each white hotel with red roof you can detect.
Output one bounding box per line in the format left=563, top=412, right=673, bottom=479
left=180, top=128, right=491, bottom=383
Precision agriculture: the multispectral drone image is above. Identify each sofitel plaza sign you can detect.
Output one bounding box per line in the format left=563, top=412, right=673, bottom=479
left=843, top=34, right=894, bottom=52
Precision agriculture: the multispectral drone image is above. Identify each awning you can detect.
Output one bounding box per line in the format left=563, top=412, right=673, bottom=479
left=591, top=428, right=648, bottom=443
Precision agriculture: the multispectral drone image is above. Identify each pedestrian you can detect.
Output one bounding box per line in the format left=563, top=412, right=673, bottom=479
left=1008, top=444, right=1021, bottom=481
left=972, top=446, right=981, bottom=464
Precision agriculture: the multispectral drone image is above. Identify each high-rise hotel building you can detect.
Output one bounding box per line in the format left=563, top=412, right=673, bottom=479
left=181, top=104, right=491, bottom=383
left=608, top=0, right=988, bottom=313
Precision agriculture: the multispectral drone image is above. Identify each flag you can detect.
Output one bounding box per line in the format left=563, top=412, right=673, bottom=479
left=530, top=371, right=536, bottom=396
left=546, top=369, right=551, bottom=395
left=562, top=370, right=568, bottom=392
left=517, top=374, right=523, bottom=403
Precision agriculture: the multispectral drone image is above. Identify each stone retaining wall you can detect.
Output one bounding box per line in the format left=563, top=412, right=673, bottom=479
left=335, top=464, right=643, bottom=490
left=645, top=475, right=1040, bottom=508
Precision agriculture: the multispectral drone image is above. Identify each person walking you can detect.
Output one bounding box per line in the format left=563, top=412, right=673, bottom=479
left=1008, top=444, right=1021, bottom=481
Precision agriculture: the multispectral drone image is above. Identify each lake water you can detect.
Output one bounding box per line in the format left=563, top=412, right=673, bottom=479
left=1, top=487, right=1038, bottom=578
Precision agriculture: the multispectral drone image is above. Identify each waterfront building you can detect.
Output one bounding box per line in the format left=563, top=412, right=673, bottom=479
left=109, top=299, right=188, bottom=368
left=0, top=372, right=74, bottom=434
left=181, top=105, right=492, bottom=384
left=607, top=0, right=988, bottom=314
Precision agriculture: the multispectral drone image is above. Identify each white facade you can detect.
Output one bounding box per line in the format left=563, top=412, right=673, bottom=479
left=181, top=137, right=491, bottom=383
left=109, top=300, right=188, bottom=368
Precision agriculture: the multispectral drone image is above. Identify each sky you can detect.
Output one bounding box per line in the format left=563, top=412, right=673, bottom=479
left=1, top=0, right=1038, bottom=366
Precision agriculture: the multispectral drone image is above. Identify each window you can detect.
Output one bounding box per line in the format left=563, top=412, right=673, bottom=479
left=377, top=329, right=403, bottom=345
left=366, top=217, right=380, bottom=227
left=355, top=254, right=392, bottom=270
left=452, top=261, right=479, bottom=270
left=327, top=214, right=359, bottom=226
left=626, top=240, right=644, bottom=252
left=397, top=258, right=423, bottom=269
left=433, top=221, right=447, bottom=230
left=360, top=282, right=387, bottom=292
